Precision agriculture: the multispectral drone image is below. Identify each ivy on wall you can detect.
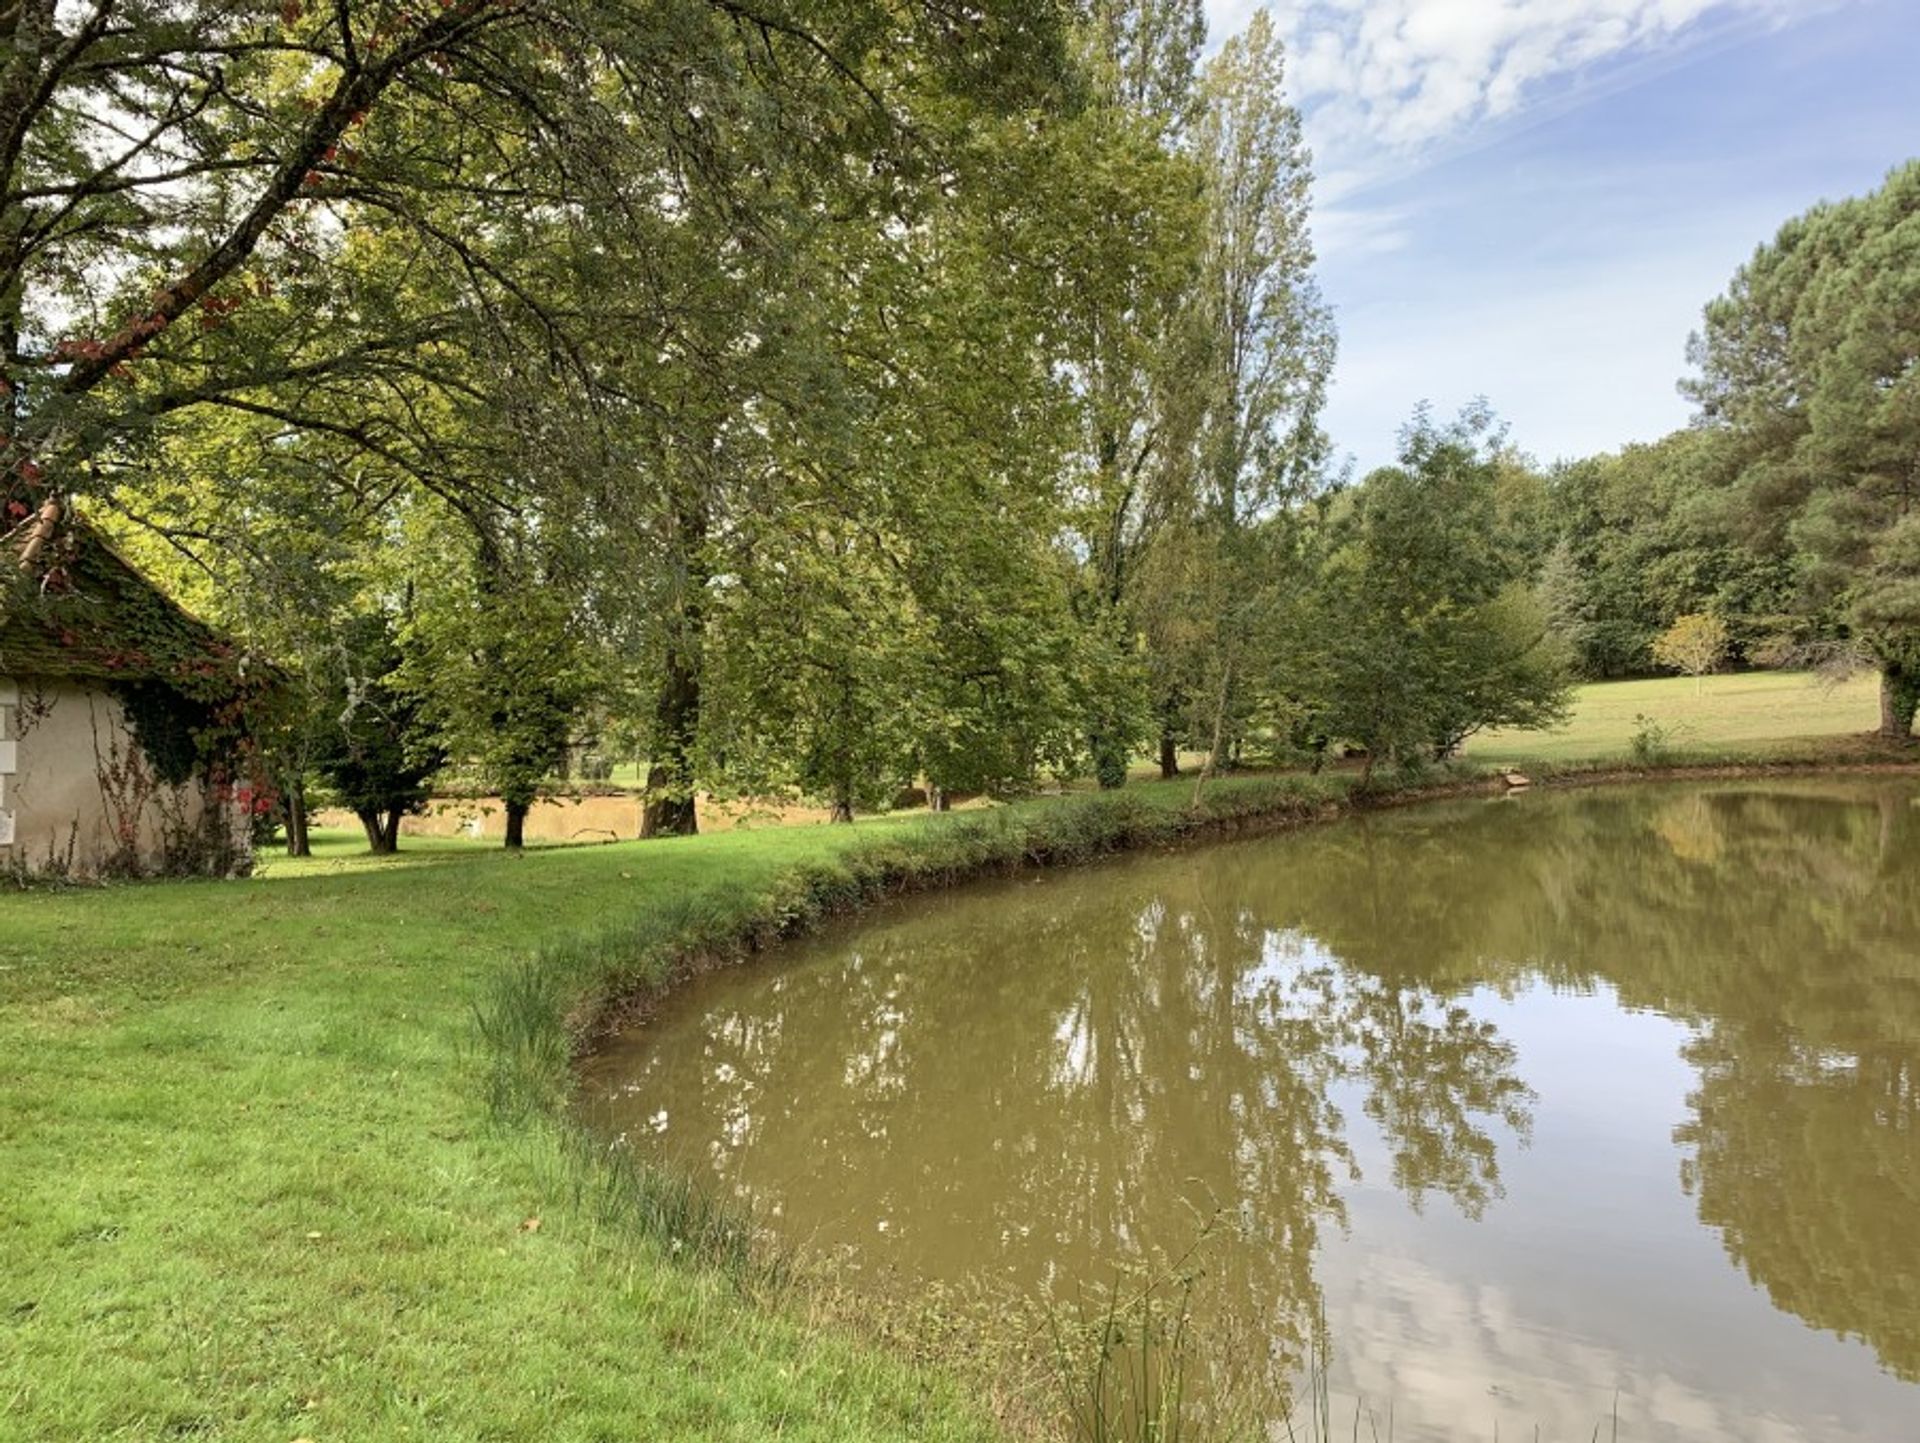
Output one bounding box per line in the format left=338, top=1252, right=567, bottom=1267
left=113, top=680, right=211, bottom=789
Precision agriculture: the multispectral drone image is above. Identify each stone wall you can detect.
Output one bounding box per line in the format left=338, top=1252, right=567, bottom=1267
left=0, top=675, right=248, bottom=878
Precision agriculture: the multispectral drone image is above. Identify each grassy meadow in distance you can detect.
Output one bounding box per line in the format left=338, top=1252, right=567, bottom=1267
left=1467, top=670, right=1880, bottom=765
left=0, top=673, right=1900, bottom=1443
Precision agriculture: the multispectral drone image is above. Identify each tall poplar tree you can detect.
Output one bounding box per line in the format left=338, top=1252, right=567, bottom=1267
left=1051, top=0, right=1211, bottom=786
left=1144, top=10, right=1334, bottom=777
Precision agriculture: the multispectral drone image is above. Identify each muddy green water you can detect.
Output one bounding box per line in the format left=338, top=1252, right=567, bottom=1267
left=581, top=781, right=1920, bottom=1440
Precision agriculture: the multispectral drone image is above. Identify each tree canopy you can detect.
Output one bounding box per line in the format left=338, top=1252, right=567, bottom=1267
left=1684, top=160, right=1920, bottom=739
left=12, top=1, right=1816, bottom=860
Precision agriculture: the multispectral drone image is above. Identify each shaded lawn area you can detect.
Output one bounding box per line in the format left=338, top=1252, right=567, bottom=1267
left=1467, top=670, right=1881, bottom=766
left=0, top=816, right=999, bottom=1443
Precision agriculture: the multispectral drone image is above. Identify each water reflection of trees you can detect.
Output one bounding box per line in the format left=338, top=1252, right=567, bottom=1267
left=601, top=856, right=1539, bottom=1388
left=1250, top=780, right=1920, bottom=1382
left=594, top=780, right=1920, bottom=1394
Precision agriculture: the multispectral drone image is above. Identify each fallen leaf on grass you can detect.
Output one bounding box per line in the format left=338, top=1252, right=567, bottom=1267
left=519, top=1217, right=541, bottom=1233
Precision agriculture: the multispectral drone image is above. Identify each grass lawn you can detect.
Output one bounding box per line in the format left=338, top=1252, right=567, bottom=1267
left=1467, top=669, right=1882, bottom=765
left=0, top=677, right=1899, bottom=1443
left=0, top=817, right=1005, bottom=1443
left=5, top=776, right=1376, bottom=1443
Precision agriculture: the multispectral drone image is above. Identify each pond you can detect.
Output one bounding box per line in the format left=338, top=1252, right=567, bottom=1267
left=580, top=780, right=1920, bottom=1440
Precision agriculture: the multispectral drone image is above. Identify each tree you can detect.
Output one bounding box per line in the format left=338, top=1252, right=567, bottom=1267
left=310, top=616, right=443, bottom=853
left=1539, top=430, right=1792, bottom=679
left=400, top=511, right=601, bottom=850
left=2, top=0, right=1070, bottom=515
left=1191, top=12, right=1332, bottom=532
left=1685, top=160, right=1920, bottom=740
left=1313, top=406, right=1572, bottom=774
left=58, top=0, right=1074, bottom=849
left=1047, top=0, right=1212, bottom=786
left=1, top=1, right=569, bottom=514
left=101, top=400, right=401, bottom=857
left=1652, top=613, right=1730, bottom=693
left=1147, top=10, right=1332, bottom=780
left=705, top=519, right=929, bottom=824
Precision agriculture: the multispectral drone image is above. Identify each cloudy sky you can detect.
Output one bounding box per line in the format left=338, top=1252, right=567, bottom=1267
left=1201, top=0, right=1919, bottom=472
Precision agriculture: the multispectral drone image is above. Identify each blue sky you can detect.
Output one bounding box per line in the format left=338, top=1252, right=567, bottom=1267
left=1201, top=0, right=1920, bottom=473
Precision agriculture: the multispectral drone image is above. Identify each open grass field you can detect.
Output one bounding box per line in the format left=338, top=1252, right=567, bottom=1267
left=0, top=679, right=1902, bottom=1443
left=1467, top=669, right=1882, bottom=765
left=0, top=816, right=1005, bottom=1443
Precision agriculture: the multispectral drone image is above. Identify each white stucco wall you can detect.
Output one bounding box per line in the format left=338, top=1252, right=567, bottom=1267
left=0, top=675, right=248, bottom=878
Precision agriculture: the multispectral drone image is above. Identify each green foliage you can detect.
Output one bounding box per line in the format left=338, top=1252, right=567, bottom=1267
left=111, top=680, right=211, bottom=790
left=1311, top=405, right=1573, bottom=768
left=706, top=523, right=929, bottom=820
left=309, top=615, right=443, bottom=848
left=9, top=0, right=1089, bottom=848
left=1541, top=430, right=1793, bottom=678
left=399, top=513, right=602, bottom=844
left=1685, top=160, right=1920, bottom=735
left=1130, top=11, right=1334, bottom=778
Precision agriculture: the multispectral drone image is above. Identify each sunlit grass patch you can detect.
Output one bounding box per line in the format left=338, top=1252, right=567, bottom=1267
left=1468, top=670, right=1881, bottom=765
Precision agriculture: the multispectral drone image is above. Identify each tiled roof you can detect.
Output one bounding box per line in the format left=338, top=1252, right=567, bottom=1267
left=2, top=509, right=247, bottom=697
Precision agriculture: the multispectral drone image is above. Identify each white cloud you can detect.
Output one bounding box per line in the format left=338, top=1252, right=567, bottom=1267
left=1316, top=1247, right=1893, bottom=1442
left=1207, top=1, right=1829, bottom=171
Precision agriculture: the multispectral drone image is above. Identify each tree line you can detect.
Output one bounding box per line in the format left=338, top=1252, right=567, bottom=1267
left=2, top=4, right=1912, bottom=856
left=1539, top=160, right=1920, bottom=739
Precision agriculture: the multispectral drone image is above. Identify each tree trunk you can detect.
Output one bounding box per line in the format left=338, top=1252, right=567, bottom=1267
left=640, top=493, right=709, bottom=838
left=282, top=779, right=310, bottom=858
left=829, top=784, right=854, bottom=825
left=1192, top=660, right=1234, bottom=811
left=1158, top=732, right=1179, bottom=780
left=504, top=799, right=527, bottom=850
left=642, top=787, right=698, bottom=837
left=640, top=651, right=699, bottom=837
left=928, top=786, right=950, bottom=813
left=1880, top=664, right=1918, bottom=742
left=358, top=808, right=395, bottom=854
left=381, top=808, right=402, bottom=852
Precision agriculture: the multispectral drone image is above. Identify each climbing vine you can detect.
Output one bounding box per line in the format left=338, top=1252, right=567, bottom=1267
left=112, top=681, right=208, bottom=788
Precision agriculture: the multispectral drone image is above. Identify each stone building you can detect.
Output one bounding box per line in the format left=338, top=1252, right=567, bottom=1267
left=2, top=511, right=257, bottom=879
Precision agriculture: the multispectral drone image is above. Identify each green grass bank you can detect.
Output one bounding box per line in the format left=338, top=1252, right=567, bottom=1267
left=1, top=680, right=1911, bottom=1443
left=1, top=771, right=1420, bottom=1443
